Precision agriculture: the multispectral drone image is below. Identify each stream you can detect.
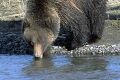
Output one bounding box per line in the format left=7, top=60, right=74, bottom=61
left=0, top=55, right=120, bottom=80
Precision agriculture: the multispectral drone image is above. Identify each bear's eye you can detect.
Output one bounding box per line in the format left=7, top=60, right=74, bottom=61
left=30, top=41, right=34, bottom=46
left=27, top=40, right=34, bottom=48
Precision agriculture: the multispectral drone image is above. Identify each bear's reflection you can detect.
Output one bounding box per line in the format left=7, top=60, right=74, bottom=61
left=70, top=57, right=107, bottom=71
left=22, top=58, right=53, bottom=76
left=23, top=56, right=107, bottom=77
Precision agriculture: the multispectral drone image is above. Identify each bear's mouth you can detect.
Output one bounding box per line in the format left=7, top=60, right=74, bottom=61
left=33, top=43, right=43, bottom=59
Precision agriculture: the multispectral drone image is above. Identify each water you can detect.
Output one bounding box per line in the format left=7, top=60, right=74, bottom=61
left=0, top=55, right=120, bottom=80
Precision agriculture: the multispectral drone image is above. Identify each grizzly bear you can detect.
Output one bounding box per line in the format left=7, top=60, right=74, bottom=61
left=22, top=0, right=107, bottom=58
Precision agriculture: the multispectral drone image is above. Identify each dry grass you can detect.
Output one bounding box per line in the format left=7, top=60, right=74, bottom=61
left=107, top=0, right=120, bottom=7
left=0, top=0, right=120, bottom=20
left=0, top=0, right=26, bottom=20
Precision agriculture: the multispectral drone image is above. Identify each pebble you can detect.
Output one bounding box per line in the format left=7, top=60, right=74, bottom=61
left=51, top=44, right=120, bottom=56
left=0, top=32, right=120, bottom=56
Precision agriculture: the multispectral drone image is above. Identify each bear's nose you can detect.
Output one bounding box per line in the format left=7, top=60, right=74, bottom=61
left=34, top=43, right=43, bottom=59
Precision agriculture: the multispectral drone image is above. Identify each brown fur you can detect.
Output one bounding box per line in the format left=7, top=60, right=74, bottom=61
left=22, top=0, right=107, bottom=58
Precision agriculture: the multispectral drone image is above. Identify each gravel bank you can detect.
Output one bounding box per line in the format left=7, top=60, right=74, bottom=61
left=0, top=20, right=120, bottom=56
left=0, top=20, right=33, bottom=54
left=51, top=44, right=120, bottom=57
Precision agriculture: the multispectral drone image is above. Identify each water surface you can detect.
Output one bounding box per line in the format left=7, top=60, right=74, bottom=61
left=0, top=55, right=120, bottom=80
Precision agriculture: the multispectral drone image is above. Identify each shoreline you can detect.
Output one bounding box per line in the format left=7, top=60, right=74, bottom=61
left=0, top=20, right=119, bottom=55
